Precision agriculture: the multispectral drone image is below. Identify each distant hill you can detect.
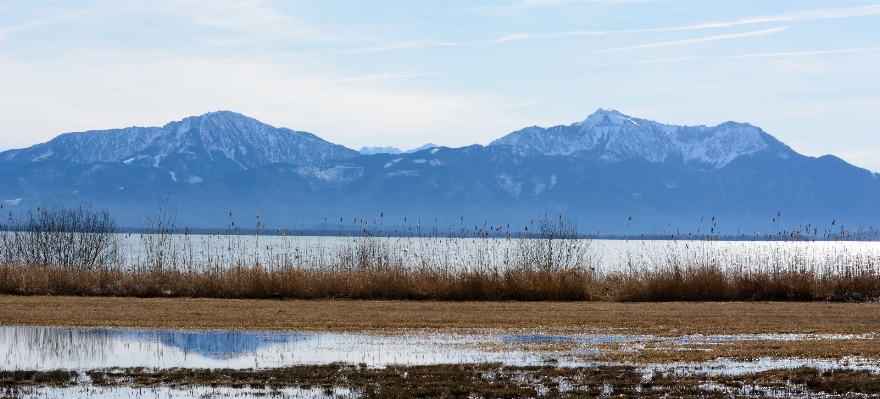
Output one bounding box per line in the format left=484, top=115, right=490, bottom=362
left=2, top=109, right=878, bottom=235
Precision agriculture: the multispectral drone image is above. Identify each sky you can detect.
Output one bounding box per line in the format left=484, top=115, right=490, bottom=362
left=1, top=0, right=879, bottom=172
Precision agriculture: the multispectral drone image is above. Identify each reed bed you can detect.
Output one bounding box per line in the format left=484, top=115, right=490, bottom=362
left=1, top=206, right=879, bottom=301
left=0, top=246, right=877, bottom=301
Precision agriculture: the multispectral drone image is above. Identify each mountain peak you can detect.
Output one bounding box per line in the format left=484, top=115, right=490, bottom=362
left=2, top=111, right=359, bottom=174
left=579, top=108, right=638, bottom=128
left=490, top=109, right=789, bottom=169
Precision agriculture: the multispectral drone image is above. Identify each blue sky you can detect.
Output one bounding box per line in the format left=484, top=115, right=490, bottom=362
left=1, top=0, right=879, bottom=171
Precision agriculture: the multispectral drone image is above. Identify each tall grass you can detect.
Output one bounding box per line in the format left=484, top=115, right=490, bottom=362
left=1, top=207, right=878, bottom=301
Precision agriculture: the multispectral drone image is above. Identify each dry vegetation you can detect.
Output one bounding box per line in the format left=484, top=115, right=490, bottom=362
left=0, top=261, right=877, bottom=301
left=2, top=205, right=878, bottom=301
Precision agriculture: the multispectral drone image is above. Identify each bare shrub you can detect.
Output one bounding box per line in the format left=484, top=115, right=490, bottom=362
left=0, top=204, right=121, bottom=269
left=512, top=214, right=596, bottom=272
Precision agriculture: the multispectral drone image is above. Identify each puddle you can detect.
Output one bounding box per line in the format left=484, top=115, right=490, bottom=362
left=502, top=333, right=645, bottom=344
left=0, top=326, right=550, bottom=370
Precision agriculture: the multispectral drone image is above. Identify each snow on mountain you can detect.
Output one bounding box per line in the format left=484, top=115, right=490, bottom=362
left=360, top=146, right=403, bottom=155
left=359, top=143, right=438, bottom=155
left=405, top=143, right=439, bottom=153
left=490, top=109, right=788, bottom=169
left=1, top=111, right=359, bottom=171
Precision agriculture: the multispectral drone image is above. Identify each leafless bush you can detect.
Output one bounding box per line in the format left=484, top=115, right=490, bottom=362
left=512, top=214, right=596, bottom=272
left=0, top=204, right=121, bottom=269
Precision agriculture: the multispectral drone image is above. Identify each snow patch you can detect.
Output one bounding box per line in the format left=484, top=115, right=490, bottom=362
left=429, top=159, right=443, bottom=167
left=384, top=158, right=403, bottom=168
left=187, top=176, right=203, bottom=184
left=430, top=148, right=439, bottom=154
left=387, top=170, right=419, bottom=177
left=176, top=122, right=190, bottom=137
left=31, top=151, right=53, bottom=162
left=84, top=165, right=105, bottom=176
left=4, top=199, right=21, bottom=206
left=123, top=158, right=135, bottom=165
left=412, top=159, right=427, bottom=164
left=534, top=181, right=547, bottom=196
left=496, top=174, right=522, bottom=196
left=777, top=152, right=790, bottom=159
left=405, top=143, right=438, bottom=153
left=169, top=171, right=177, bottom=181
left=296, top=165, right=364, bottom=182
left=361, top=146, right=402, bottom=155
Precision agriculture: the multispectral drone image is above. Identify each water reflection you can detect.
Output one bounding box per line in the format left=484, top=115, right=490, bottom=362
left=1, top=326, right=876, bottom=371
left=0, top=326, right=546, bottom=370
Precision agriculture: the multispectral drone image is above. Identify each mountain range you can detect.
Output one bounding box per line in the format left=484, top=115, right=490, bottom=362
left=2, top=109, right=878, bottom=235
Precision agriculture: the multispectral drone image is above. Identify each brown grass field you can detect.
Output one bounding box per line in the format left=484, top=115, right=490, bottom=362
left=2, top=296, right=877, bottom=335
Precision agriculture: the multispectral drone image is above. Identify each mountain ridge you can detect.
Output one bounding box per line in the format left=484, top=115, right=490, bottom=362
left=2, top=109, right=878, bottom=233
left=490, top=109, right=791, bottom=169
left=2, top=111, right=359, bottom=180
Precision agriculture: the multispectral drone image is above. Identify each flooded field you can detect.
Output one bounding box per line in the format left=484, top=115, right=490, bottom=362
left=2, top=325, right=878, bottom=371
left=2, top=325, right=879, bottom=398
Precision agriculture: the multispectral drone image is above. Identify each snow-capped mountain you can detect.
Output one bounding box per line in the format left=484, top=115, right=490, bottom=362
left=2, top=110, right=878, bottom=232
left=490, top=109, right=790, bottom=169
left=2, top=111, right=358, bottom=177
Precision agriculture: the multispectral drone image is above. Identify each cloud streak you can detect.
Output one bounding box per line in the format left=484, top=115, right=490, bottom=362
left=677, top=4, right=880, bottom=30
left=584, top=46, right=880, bottom=67
left=0, top=11, right=86, bottom=41
left=594, top=27, right=789, bottom=53
left=350, top=4, right=880, bottom=53
left=330, top=71, right=445, bottom=84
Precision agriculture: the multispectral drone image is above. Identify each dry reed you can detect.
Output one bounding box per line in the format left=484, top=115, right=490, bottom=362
left=1, top=260, right=876, bottom=301
left=2, top=207, right=878, bottom=301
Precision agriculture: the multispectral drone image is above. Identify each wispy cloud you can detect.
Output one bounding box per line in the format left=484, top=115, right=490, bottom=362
left=357, top=4, right=880, bottom=53
left=585, top=46, right=880, bottom=67
left=677, top=4, right=880, bottom=30
left=470, top=0, right=575, bottom=13
left=595, top=27, right=789, bottom=53
left=726, top=46, right=880, bottom=59
left=0, top=11, right=86, bottom=41
left=330, top=71, right=445, bottom=84
left=347, top=31, right=613, bottom=53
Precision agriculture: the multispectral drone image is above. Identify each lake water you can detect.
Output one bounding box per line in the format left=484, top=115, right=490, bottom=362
left=115, top=233, right=880, bottom=274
